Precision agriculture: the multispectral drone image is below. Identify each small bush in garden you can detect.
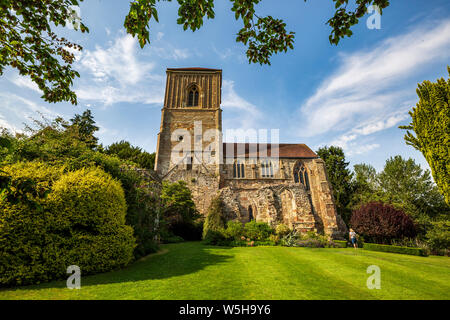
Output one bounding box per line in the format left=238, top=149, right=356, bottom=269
left=275, top=224, right=291, bottom=237
left=363, top=243, right=428, bottom=256
left=202, top=196, right=226, bottom=240
left=162, top=235, right=185, bottom=244
left=203, top=229, right=228, bottom=245
left=350, top=202, right=417, bottom=244
left=426, top=221, right=450, bottom=255
left=0, top=162, right=136, bottom=286
left=281, top=230, right=300, bottom=247
left=225, top=221, right=244, bottom=240
left=269, top=234, right=280, bottom=245
left=244, top=220, right=274, bottom=241
left=297, top=239, right=325, bottom=248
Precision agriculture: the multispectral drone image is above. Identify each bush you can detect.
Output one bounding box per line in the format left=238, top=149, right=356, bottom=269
left=350, top=202, right=416, bottom=244
left=0, top=162, right=136, bottom=286
left=333, top=240, right=348, bottom=248
left=203, top=196, right=226, bottom=239
left=224, top=221, right=244, bottom=240
left=426, top=220, right=450, bottom=255
left=275, top=224, right=291, bottom=237
left=363, top=243, right=428, bottom=256
left=203, top=229, right=228, bottom=245
left=162, top=235, right=185, bottom=244
left=244, top=221, right=274, bottom=241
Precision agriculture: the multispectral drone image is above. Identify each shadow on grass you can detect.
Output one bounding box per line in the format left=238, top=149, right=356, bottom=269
left=2, top=242, right=233, bottom=292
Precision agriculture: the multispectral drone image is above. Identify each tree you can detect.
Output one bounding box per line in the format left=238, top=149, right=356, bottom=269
left=316, top=146, right=354, bottom=225
left=105, top=140, right=155, bottom=170
left=350, top=202, right=416, bottom=244
left=1, top=0, right=390, bottom=104
left=378, top=156, right=448, bottom=227
left=161, top=180, right=199, bottom=226
left=350, top=163, right=380, bottom=208
left=400, top=67, right=450, bottom=204
left=202, top=196, right=226, bottom=239
left=70, top=109, right=99, bottom=149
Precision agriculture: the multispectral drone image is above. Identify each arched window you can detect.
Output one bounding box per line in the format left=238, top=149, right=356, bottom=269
left=293, top=162, right=310, bottom=190
left=233, top=159, right=245, bottom=178
left=248, top=206, right=254, bottom=221
left=261, top=160, right=274, bottom=178
left=187, top=86, right=199, bottom=107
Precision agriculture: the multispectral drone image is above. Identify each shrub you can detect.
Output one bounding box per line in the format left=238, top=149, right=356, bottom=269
left=363, top=243, right=428, bottom=256
left=244, top=221, right=274, bottom=241
left=203, top=229, right=228, bottom=245
left=162, top=235, right=185, bottom=244
left=0, top=163, right=136, bottom=286
left=333, top=240, right=348, bottom=248
left=297, top=239, right=325, bottom=248
left=350, top=202, right=416, bottom=244
left=426, top=221, right=450, bottom=255
left=203, top=196, right=226, bottom=239
left=225, top=221, right=244, bottom=240
left=275, top=224, right=291, bottom=237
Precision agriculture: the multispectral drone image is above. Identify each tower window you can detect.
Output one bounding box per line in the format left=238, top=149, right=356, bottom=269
left=187, top=86, right=199, bottom=107
left=294, top=162, right=310, bottom=190
left=261, top=160, right=274, bottom=178
left=233, top=159, right=245, bottom=178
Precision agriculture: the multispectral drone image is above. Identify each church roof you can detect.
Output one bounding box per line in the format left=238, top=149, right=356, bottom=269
left=222, top=143, right=318, bottom=159
left=167, top=67, right=222, bottom=72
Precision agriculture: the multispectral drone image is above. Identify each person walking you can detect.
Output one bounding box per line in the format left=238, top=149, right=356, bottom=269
left=349, top=228, right=358, bottom=249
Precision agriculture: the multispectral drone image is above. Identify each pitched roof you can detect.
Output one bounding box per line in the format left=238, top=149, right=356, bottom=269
left=167, top=67, right=222, bottom=72
left=222, top=143, right=318, bottom=159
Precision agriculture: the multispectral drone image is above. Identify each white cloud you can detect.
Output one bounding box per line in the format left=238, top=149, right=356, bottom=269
left=300, top=19, right=450, bottom=136
left=221, top=80, right=262, bottom=129
left=0, top=93, right=59, bottom=133
left=298, top=18, right=450, bottom=155
left=75, top=34, right=165, bottom=106
left=9, top=75, right=41, bottom=94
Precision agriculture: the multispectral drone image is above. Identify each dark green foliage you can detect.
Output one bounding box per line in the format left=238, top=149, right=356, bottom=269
left=0, top=0, right=89, bottom=104
left=316, top=146, right=354, bottom=225
left=243, top=220, right=274, bottom=241
left=350, top=202, right=417, bottom=244
left=363, top=243, right=428, bottom=257
left=2, top=1, right=391, bottom=105
left=202, top=196, right=226, bottom=239
left=0, top=163, right=136, bottom=286
left=105, top=140, right=155, bottom=170
left=400, top=67, right=450, bottom=204
left=426, top=221, right=450, bottom=254
left=0, top=114, right=161, bottom=260
left=70, top=109, right=99, bottom=149
left=169, top=221, right=203, bottom=241
left=225, top=221, right=244, bottom=240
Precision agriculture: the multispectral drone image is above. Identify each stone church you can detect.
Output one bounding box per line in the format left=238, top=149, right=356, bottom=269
left=155, top=68, right=347, bottom=238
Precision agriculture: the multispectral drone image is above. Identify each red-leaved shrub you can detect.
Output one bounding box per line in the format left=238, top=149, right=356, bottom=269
left=350, top=202, right=416, bottom=244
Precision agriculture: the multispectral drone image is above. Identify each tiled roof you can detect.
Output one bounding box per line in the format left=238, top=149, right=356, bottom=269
left=167, top=67, right=222, bottom=72
left=222, top=143, right=318, bottom=158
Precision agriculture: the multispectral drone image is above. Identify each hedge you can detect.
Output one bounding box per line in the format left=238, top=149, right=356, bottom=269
left=363, top=243, right=428, bottom=257
left=333, top=240, right=348, bottom=248
left=0, top=162, right=136, bottom=286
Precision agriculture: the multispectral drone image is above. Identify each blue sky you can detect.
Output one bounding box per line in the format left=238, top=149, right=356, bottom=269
left=1, top=0, right=450, bottom=172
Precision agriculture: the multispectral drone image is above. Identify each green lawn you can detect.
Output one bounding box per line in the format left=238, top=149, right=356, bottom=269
left=1, top=242, right=449, bottom=300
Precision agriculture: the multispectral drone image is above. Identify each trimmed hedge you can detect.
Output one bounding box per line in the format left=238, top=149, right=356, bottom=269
left=363, top=243, right=428, bottom=257
left=0, top=162, right=136, bottom=286
left=333, top=240, right=348, bottom=248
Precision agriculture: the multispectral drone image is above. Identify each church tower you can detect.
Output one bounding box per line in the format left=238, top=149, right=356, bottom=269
left=154, top=68, right=223, bottom=177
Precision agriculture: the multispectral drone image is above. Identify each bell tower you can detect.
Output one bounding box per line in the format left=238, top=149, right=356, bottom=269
left=154, top=68, right=223, bottom=176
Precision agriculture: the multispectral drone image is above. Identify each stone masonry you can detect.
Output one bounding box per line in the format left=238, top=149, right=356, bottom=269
left=154, top=67, right=347, bottom=239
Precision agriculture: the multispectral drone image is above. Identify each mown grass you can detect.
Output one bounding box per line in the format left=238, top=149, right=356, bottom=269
left=1, top=242, right=449, bottom=300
